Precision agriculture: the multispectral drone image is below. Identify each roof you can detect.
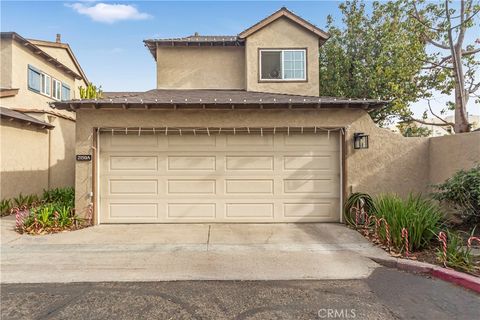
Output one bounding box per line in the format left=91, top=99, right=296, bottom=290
left=28, top=38, right=89, bottom=83
left=143, top=7, right=329, bottom=60
left=0, top=106, right=54, bottom=129
left=144, top=34, right=244, bottom=59
left=0, top=32, right=83, bottom=80
left=239, top=7, right=329, bottom=40
left=51, top=89, right=388, bottom=111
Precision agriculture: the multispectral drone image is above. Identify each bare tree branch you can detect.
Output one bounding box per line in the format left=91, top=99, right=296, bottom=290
left=427, top=100, right=451, bottom=124
left=405, top=117, right=454, bottom=126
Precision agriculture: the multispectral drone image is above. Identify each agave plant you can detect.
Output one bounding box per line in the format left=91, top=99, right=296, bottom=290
left=344, top=192, right=375, bottom=226
left=0, top=199, right=12, bottom=216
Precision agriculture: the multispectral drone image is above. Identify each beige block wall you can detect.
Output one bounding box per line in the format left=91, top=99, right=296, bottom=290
left=429, top=131, right=480, bottom=186
left=245, top=17, right=320, bottom=96
left=0, top=120, right=49, bottom=199
left=156, top=47, right=245, bottom=89
left=73, top=108, right=433, bottom=219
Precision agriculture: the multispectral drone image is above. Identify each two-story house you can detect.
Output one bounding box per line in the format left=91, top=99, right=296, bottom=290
left=53, top=8, right=425, bottom=226
left=1, top=32, right=88, bottom=199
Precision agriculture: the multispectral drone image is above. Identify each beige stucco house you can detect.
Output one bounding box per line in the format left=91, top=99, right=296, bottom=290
left=52, top=7, right=479, bottom=225
left=0, top=32, right=88, bottom=199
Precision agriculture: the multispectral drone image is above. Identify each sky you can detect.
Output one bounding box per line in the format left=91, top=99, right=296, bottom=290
left=1, top=0, right=478, bottom=119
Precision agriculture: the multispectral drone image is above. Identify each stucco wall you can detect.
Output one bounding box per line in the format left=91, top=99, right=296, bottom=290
left=245, top=17, right=320, bottom=96
left=429, top=131, right=480, bottom=186
left=0, top=38, right=12, bottom=89
left=156, top=47, right=245, bottom=90
left=0, top=115, right=75, bottom=200
left=0, top=120, right=49, bottom=199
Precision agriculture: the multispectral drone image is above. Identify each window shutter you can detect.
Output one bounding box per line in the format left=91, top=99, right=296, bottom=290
left=61, top=83, right=70, bottom=101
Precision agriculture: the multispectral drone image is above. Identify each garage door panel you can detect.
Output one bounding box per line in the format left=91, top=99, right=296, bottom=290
left=167, top=179, right=216, bottom=194
left=109, top=179, right=158, bottom=195
left=109, top=203, right=159, bottom=219
left=225, top=203, right=274, bottom=218
left=167, top=156, right=216, bottom=170
left=167, top=203, right=216, bottom=219
left=283, top=154, right=338, bottom=171
left=283, top=202, right=337, bottom=218
left=100, top=132, right=340, bottom=223
left=283, top=178, right=338, bottom=194
left=167, top=135, right=217, bottom=147
left=225, top=156, right=274, bottom=171
left=110, top=156, right=158, bottom=171
left=225, top=179, right=274, bottom=194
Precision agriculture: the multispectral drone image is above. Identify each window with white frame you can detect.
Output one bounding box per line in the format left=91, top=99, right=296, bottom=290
left=259, top=49, right=306, bottom=81
left=52, top=78, right=61, bottom=100
left=40, top=73, right=51, bottom=96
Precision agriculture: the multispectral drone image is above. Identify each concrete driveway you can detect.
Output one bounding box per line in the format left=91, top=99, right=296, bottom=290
left=1, top=216, right=388, bottom=283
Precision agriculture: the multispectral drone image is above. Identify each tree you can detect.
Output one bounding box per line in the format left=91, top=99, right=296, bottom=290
left=319, top=0, right=427, bottom=126
left=409, top=0, right=480, bottom=133
left=79, top=83, right=103, bottom=99
left=397, top=122, right=433, bottom=137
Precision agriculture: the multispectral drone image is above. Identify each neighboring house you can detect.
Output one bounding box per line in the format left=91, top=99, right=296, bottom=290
left=416, top=115, right=480, bottom=137
left=53, top=7, right=435, bottom=224
left=0, top=32, right=88, bottom=199
left=390, top=114, right=480, bottom=136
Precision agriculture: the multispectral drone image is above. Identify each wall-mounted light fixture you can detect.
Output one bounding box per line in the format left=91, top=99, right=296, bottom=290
left=353, top=133, right=369, bottom=149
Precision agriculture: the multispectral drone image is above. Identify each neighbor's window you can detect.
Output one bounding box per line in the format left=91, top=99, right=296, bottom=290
left=61, top=83, right=70, bottom=101
left=259, top=49, right=306, bottom=81
left=52, top=78, right=61, bottom=100
left=40, top=73, right=51, bottom=96
left=27, top=65, right=41, bottom=92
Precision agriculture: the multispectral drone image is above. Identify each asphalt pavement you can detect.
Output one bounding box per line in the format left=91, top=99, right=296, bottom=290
left=1, top=268, right=478, bottom=320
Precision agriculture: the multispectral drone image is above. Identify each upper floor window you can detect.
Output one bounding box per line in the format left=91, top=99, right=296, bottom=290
left=61, top=83, right=70, bottom=101
left=259, top=49, right=306, bottom=81
left=40, top=73, right=51, bottom=96
left=52, top=78, right=61, bottom=100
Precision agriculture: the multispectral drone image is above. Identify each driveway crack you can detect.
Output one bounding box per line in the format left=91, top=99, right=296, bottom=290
left=207, top=225, right=211, bottom=251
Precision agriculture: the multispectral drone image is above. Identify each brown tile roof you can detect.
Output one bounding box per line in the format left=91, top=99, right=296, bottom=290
left=0, top=32, right=83, bottom=80
left=52, top=89, right=388, bottom=111
left=0, top=106, right=54, bottom=129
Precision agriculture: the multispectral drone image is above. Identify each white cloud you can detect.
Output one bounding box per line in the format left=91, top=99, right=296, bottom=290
left=68, top=2, right=151, bottom=24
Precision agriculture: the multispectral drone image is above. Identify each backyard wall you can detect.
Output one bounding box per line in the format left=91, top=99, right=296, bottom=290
left=429, top=131, right=480, bottom=186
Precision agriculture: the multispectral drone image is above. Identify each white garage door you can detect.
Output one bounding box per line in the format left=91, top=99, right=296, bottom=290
left=99, top=130, right=340, bottom=223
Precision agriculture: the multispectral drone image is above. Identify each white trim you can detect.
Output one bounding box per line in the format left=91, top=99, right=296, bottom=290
left=259, top=49, right=306, bottom=81
left=339, top=130, right=344, bottom=223
left=52, top=78, right=61, bottom=100
left=96, top=129, right=101, bottom=225
left=40, top=73, right=51, bottom=97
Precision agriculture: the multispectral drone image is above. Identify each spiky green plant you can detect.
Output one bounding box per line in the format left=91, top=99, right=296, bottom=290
left=373, top=194, right=444, bottom=252
left=0, top=199, right=12, bottom=216
left=437, top=229, right=474, bottom=272
left=79, top=83, right=103, bottom=99
left=344, top=192, right=375, bottom=226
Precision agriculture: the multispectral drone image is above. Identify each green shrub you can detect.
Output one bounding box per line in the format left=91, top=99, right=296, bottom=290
left=432, top=164, right=480, bottom=225
left=373, top=194, right=444, bottom=252
left=12, top=193, right=39, bottom=208
left=42, top=187, right=74, bottom=208
left=344, top=192, right=375, bottom=226
left=0, top=199, right=12, bottom=216
left=22, top=202, right=78, bottom=233
left=437, top=230, right=474, bottom=272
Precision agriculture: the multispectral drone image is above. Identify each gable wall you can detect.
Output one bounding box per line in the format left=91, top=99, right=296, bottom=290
left=245, top=17, right=320, bottom=96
